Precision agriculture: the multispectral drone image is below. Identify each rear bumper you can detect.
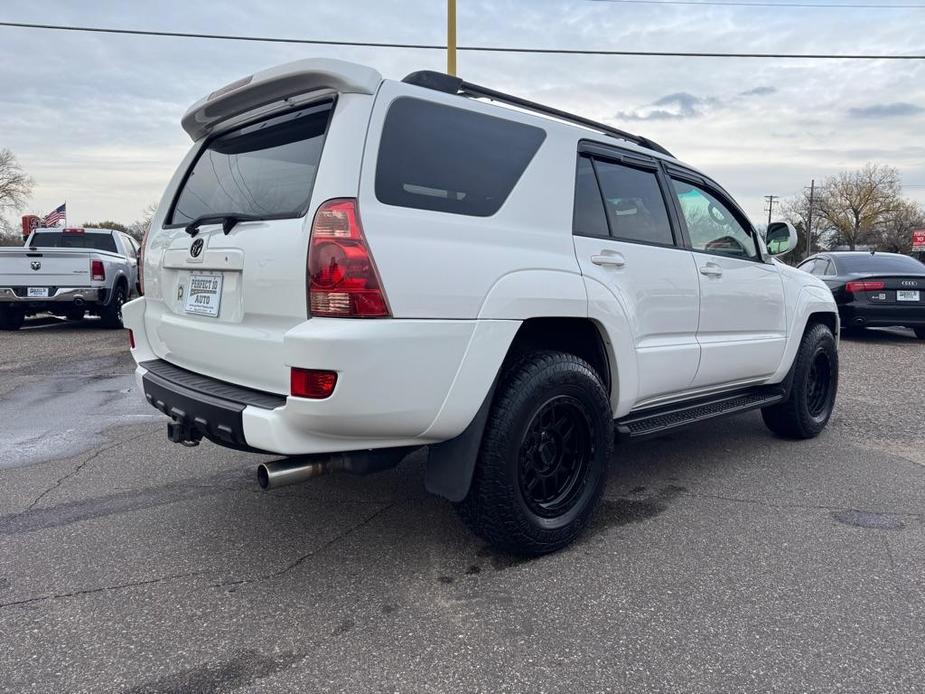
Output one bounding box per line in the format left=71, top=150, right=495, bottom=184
left=125, top=297, right=520, bottom=456
left=0, top=287, right=101, bottom=304
left=839, top=303, right=925, bottom=329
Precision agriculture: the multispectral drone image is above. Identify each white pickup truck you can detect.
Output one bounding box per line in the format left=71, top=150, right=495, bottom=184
left=126, top=59, right=840, bottom=554
left=0, top=227, right=140, bottom=330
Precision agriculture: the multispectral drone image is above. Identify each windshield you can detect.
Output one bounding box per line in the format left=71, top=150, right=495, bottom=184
left=836, top=254, right=925, bottom=274
left=29, top=232, right=117, bottom=253
left=168, top=101, right=332, bottom=226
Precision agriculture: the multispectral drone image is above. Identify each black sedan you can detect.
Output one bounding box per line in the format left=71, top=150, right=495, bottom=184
left=797, top=251, right=925, bottom=338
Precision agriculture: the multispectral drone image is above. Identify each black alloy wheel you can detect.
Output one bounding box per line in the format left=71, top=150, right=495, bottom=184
left=518, top=396, right=593, bottom=518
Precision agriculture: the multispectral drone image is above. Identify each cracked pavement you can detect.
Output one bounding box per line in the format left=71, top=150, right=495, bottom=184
left=1, top=318, right=924, bottom=693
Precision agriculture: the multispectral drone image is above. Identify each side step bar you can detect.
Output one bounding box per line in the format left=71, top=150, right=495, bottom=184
left=615, top=386, right=786, bottom=439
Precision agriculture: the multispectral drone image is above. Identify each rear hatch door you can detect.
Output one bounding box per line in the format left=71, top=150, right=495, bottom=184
left=143, top=99, right=337, bottom=394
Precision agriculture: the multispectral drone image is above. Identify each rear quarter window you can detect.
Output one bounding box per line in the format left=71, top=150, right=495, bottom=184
left=375, top=97, right=546, bottom=217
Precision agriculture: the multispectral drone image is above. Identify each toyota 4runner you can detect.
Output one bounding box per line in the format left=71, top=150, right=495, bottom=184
left=125, top=59, right=839, bottom=554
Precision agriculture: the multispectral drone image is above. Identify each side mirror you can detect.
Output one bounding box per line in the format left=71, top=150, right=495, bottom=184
left=765, top=221, right=798, bottom=257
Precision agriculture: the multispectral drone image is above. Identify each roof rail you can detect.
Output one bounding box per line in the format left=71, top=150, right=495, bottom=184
left=402, top=70, right=674, bottom=158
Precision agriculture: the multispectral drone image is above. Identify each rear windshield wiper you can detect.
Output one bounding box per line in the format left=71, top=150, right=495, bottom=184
left=185, top=214, right=259, bottom=237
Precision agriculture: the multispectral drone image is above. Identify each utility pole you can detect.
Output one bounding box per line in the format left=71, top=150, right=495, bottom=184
left=764, top=195, right=778, bottom=226
left=805, top=179, right=815, bottom=257
left=447, top=0, right=457, bottom=76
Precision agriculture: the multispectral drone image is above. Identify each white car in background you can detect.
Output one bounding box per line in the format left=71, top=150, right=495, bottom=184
left=0, top=227, right=139, bottom=330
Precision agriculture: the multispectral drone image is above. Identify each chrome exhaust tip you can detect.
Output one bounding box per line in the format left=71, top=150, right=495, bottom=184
left=257, top=459, right=330, bottom=490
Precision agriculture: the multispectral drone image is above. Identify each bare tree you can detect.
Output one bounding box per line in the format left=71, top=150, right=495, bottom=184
left=0, top=148, right=33, bottom=212
left=127, top=202, right=158, bottom=241
left=874, top=198, right=925, bottom=254
left=780, top=192, right=830, bottom=260
left=814, top=164, right=901, bottom=250
left=0, top=149, right=34, bottom=246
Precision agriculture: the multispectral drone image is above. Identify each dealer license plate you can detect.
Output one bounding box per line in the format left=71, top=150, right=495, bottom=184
left=27, top=287, right=49, bottom=298
left=897, top=290, right=920, bottom=302
left=184, top=274, right=223, bottom=317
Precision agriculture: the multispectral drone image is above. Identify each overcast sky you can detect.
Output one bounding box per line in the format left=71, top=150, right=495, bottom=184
left=2, top=0, right=924, bottom=228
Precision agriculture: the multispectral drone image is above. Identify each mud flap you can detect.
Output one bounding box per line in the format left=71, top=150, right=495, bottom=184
left=424, top=379, right=497, bottom=503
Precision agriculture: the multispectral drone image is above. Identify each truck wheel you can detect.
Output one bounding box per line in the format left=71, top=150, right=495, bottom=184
left=762, top=322, right=838, bottom=439
left=455, top=351, right=613, bottom=556
left=100, top=283, right=126, bottom=329
left=0, top=306, right=25, bottom=331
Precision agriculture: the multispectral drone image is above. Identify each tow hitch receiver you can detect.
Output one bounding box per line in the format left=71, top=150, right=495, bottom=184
left=167, top=419, right=203, bottom=447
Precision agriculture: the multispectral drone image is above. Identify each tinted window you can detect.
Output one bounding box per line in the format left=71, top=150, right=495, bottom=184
left=573, top=156, right=608, bottom=237
left=671, top=180, right=758, bottom=259
left=169, top=102, right=332, bottom=225
left=797, top=259, right=816, bottom=274
left=375, top=98, right=546, bottom=216
left=29, top=232, right=117, bottom=253
left=835, top=254, right=925, bottom=274
left=595, top=160, right=673, bottom=246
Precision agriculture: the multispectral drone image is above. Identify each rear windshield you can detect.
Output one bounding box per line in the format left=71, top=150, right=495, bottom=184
left=375, top=97, right=546, bottom=217
left=168, top=101, right=332, bottom=226
left=836, top=254, right=925, bottom=274
left=29, top=232, right=117, bottom=253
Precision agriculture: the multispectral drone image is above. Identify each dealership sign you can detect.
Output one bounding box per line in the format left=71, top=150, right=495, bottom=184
left=914, top=229, right=925, bottom=251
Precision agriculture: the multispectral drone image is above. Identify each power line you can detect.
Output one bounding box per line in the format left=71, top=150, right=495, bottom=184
left=592, top=0, right=925, bottom=8
left=764, top=195, right=779, bottom=225
left=1, top=21, right=924, bottom=60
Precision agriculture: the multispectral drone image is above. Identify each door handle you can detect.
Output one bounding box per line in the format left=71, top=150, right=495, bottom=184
left=591, top=251, right=625, bottom=268
left=699, top=262, right=723, bottom=277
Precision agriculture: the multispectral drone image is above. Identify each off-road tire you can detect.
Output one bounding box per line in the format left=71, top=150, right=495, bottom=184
left=455, top=350, right=613, bottom=556
left=762, top=322, right=838, bottom=439
left=100, top=283, right=126, bottom=329
left=0, top=306, right=25, bottom=331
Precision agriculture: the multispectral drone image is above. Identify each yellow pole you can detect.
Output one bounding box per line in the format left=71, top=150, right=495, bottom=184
left=447, top=0, right=457, bottom=76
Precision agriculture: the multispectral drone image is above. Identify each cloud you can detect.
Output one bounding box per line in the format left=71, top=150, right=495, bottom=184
left=615, top=86, right=773, bottom=122
left=848, top=102, right=924, bottom=119
left=740, top=86, right=777, bottom=97
left=616, top=92, right=715, bottom=121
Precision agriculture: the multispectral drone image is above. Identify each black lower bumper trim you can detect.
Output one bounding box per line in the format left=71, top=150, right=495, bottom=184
left=142, top=371, right=269, bottom=453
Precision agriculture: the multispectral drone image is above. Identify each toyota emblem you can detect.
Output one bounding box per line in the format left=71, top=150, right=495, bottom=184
left=30, top=261, right=41, bottom=271
left=190, top=238, right=204, bottom=258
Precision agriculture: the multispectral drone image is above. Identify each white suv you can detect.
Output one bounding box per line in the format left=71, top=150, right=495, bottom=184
left=126, top=58, right=839, bottom=554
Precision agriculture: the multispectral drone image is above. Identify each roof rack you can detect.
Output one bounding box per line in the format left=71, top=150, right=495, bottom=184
left=402, top=70, right=674, bottom=158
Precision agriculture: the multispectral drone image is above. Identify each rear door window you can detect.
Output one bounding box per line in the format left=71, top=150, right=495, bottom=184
left=29, top=232, right=117, bottom=253
left=375, top=97, right=546, bottom=216
left=594, top=159, right=674, bottom=246
left=168, top=101, right=332, bottom=226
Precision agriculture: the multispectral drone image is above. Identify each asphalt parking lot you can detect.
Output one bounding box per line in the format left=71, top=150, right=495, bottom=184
left=1, top=318, right=923, bottom=693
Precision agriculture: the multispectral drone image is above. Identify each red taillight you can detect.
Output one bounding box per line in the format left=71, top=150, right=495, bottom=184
left=91, top=259, right=105, bottom=282
left=307, top=199, right=390, bottom=318
left=845, top=280, right=885, bottom=293
left=63, top=227, right=85, bottom=234
left=290, top=368, right=338, bottom=399
left=128, top=329, right=135, bottom=349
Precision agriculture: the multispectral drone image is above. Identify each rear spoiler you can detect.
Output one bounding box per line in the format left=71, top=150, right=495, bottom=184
left=181, top=58, right=383, bottom=141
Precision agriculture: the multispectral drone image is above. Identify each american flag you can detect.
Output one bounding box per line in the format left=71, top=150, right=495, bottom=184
left=43, top=203, right=66, bottom=226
